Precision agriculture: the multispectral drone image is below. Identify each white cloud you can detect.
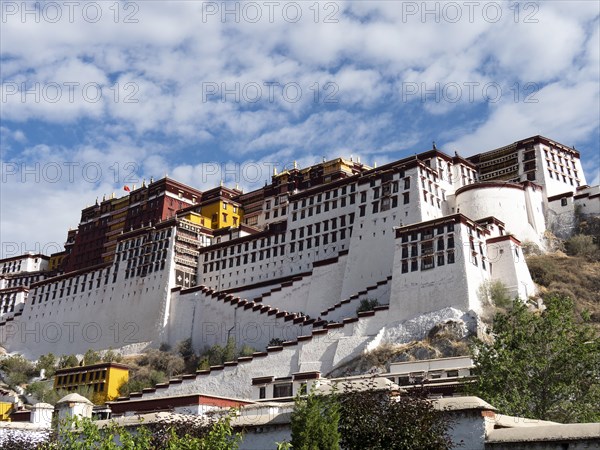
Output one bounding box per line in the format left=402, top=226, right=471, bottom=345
left=1, top=0, right=598, bottom=255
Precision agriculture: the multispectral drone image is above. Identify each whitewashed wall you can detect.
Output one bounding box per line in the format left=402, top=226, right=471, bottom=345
left=487, top=238, right=536, bottom=300
left=455, top=184, right=546, bottom=248
left=167, top=288, right=312, bottom=351
left=0, top=232, right=177, bottom=359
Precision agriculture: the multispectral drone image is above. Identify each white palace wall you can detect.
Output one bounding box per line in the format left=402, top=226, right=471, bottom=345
left=454, top=183, right=546, bottom=248
left=0, top=231, right=178, bottom=359
left=486, top=236, right=536, bottom=300
left=133, top=309, right=390, bottom=401
left=389, top=219, right=491, bottom=323
left=167, top=287, right=312, bottom=351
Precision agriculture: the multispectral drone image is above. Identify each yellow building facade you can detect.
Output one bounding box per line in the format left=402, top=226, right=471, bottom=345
left=0, top=402, right=13, bottom=421
left=54, top=362, right=129, bottom=404
left=199, top=199, right=243, bottom=230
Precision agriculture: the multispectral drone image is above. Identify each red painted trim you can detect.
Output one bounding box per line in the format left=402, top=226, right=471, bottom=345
left=486, top=235, right=522, bottom=245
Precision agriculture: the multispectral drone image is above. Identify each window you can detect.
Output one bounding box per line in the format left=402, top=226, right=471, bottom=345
left=447, top=236, right=454, bottom=248
left=381, top=198, right=390, bottom=211
left=259, top=386, right=266, bottom=399
left=561, top=198, right=568, bottom=206
left=404, top=177, right=410, bottom=190
left=359, top=205, right=366, bottom=217
left=403, top=193, right=410, bottom=204
left=421, top=256, right=434, bottom=270
left=448, top=251, right=455, bottom=264
left=273, top=383, right=293, bottom=398
left=411, top=260, right=418, bottom=272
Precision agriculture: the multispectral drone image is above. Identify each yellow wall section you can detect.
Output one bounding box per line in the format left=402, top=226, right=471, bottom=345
left=104, top=366, right=129, bottom=403
left=48, top=254, right=65, bottom=271
left=0, top=402, right=13, bottom=421
left=53, top=364, right=129, bottom=404
left=182, top=212, right=206, bottom=227
left=200, top=200, right=242, bottom=230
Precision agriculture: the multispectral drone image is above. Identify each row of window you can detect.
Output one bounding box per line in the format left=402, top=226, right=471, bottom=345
left=290, top=229, right=349, bottom=253
left=1, top=274, right=44, bottom=288
left=543, top=148, right=577, bottom=169
left=258, top=383, right=294, bottom=399
left=292, top=184, right=357, bottom=211
left=0, top=293, right=19, bottom=306
left=291, top=194, right=356, bottom=221
left=401, top=252, right=456, bottom=272
left=399, top=223, right=455, bottom=243
left=117, top=230, right=172, bottom=253
left=204, top=233, right=287, bottom=262
left=547, top=169, right=580, bottom=186
left=56, top=370, right=107, bottom=386
left=125, top=260, right=167, bottom=279
left=203, top=246, right=287, bottom=272
left=32, top=268, right=107, bottom=304
left=401, top=236, right=455, bottom=258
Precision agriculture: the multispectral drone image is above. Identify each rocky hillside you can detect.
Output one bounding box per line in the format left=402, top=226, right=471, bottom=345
left=328, top=321, right=471, bottom=377
left=527, top=253, right=600, bottom=326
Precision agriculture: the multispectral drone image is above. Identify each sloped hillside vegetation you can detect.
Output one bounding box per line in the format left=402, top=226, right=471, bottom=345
left=527, top=233, right=600, bottom=327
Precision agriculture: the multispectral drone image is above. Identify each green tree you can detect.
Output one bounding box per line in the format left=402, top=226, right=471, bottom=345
left=119, top=367, right=168, bottom=397
left=268, top=338, right=284, bottom=347
left=0, top=355, right=37, bottom=387
left=83, top=349, right=102, bottom=366
left=291, top=389, right=340, bottom=450
left=102, top=348, right=123, bottom=363
left=177, top=338, right=195, bottom=359
left=356, top=298, right=380, bottom=314
left=137, top=348, right=185, bottom=378
left=238, top=344, right=255, bottom=357
left=469, top=294, right=600, bottom=423
left=338, top=381, right=454, bottom=450
left=478, top=280, right=512, bottom=309
left=37, top=412, right=241, bottom=449
left=36, top=353, right=57, bottom=378
left=58, top=354, right=79, bottom=369
left=565, top=234, right=600, bottom=260
left=196, top=338, right=256, bottom=370
left=223, top=336, right=237, bottom=363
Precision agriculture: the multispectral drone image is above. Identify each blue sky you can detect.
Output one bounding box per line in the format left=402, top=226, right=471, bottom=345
left=1, top=0, right=599, bottom=258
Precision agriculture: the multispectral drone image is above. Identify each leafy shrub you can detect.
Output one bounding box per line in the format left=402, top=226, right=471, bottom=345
left=119, top=367, right=168, bottom=397
left=478, top=280, right=513, bottom=308
left=565, top=234, right=599, bottom=259
left=338, top=381, right=454, bottom=450
left=57, top=354, right=79, bottom=369
left=268, top=338, right=284, bottom=347
left=0, top=355, right=37, bottom=387
left=35, top=353, right=57, bottom=378
left=356, top=298, right=380, bottom=314
left=197, top=337, right=257, bottom=370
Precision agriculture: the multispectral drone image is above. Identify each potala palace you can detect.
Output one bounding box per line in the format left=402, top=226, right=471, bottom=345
left=1, top=135, right=599, bottom=402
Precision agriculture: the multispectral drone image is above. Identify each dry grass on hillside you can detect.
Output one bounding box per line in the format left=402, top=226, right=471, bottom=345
left=526, top=254, right=600, bottom=325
